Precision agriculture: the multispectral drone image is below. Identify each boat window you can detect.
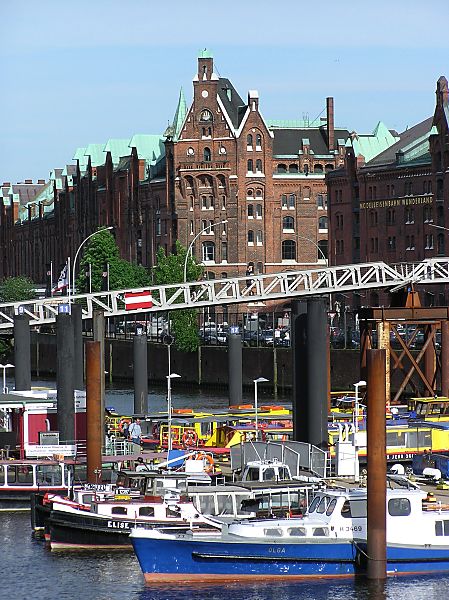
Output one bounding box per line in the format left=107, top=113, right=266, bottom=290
left=264, top=468, right=276, bottom=481
left=198, top=494, right=216, bottom=515
left=435, top=520, right=449, bottom=536
left=245, top=467, right=260, bottom=482
left=326, top=498, right=337, bottom=516
left=263, top=528, right=283, bottom=537
left=278, top=467, right=290, bottom=480
left=36, top=465, right=62, bottom=486
left=350, top=499, right=367, bottom=518
left=312, top=527, right=329, bottom=536
left=139, top=507, right=155, bottom=517
left=388, top=498, right=411, bottom=517
left=81, top=494, right=94, bottom=504
left=341, top=500, right=352, bottom=518
left=0, top=466, right=4, bottom=485
left=111, top=506, right=127, bottom=515
left=287, top=527, right=306, bottom=536
left=217, top=494, right=235, bottom=515
left=316, top=497, right=328, bottom=514
left=166, top=506, right=181, bottom=518
left=16, top=465, right=34, bottom=485
left=308, top=496, right=321, bottom=513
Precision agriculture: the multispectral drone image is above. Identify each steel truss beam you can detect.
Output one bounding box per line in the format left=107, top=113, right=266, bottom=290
left=0, top=258, right=449, bottom=330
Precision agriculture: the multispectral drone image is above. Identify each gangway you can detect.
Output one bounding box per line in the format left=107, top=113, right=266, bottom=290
left=0, top=258, right=448, bottom=330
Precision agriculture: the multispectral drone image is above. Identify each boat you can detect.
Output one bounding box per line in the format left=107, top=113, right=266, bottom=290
left=130, top=481, right=449, bottom=582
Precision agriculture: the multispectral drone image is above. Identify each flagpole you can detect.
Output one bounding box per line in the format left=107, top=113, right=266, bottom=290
left=67, top=256, right=71, bottom=306
left=50, top=261, right=53, bottom=297
left=89, top=263, right=92, bottom=294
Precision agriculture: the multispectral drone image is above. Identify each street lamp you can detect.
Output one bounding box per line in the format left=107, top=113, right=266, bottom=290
left=254, top=377, right=269, bottom=440
left=0, top=363, right=14, bottom=394
left=72, top=227, right=114, bottom=298
left=183, top=220, right=228, bottom=283
left=166, top=372, right=181, bottom=451
left=353, top=380, right=367, bottom=481
left=297, top=234, right=328, bottom=266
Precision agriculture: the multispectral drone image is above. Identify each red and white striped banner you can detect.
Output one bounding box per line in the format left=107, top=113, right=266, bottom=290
left=124, top=291, right=153, bottom=311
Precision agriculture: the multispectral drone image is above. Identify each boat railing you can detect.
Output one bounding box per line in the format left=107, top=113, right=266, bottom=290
left=104, top=438, right=135, bottom=456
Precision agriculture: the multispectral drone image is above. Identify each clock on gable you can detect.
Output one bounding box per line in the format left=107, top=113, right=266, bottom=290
left=200, top=109, right=213, bottom=122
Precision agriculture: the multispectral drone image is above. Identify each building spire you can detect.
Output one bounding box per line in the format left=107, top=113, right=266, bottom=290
left=171, top=87, right=187, bottom=140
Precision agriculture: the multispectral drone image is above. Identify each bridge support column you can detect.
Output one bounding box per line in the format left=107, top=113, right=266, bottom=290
left=56, top=309, right=75, bottom=444
left=14, top=314, right=31, bottom=391
left=228, top=333, right=242, bottom=407
left=292, top=297, right=329, bottom=449
left=86, top=341, right=102, bottom=483
left=72, top=304, right=84, bottom=391
left=133, top=332, right=148, bottom=415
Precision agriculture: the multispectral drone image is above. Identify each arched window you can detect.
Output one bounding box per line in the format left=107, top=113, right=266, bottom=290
left=289, top=164, right=298, bottom=173
left=247, top=134, right=253, bottom=147
left=190, top=220, right=194, bottom=235
left=277, top=164, right=287, bottom=173
left=325, top=164, right=334, bottom=172
left=437, top=205, right=444, bottom=225
left=255, top=204, right=262, bottom=218
left=282, top=216, right=294, bottom=231
left=288, top=194, right=296, bottom=209
left=281, top=194, right=288, bottom=208
left=247, top=230, right=254, bottom=244
left=203, top=147, right=211, bottom=162
left=247, top=159, right=253, bottom=172
left=256, top=189, right=263, bottom=198
left=256, top=159, right=262, bottom=172
left=202, top=241, right=215, bottom=261
left=319, top=216, right=328, bottom=230
left=256, top=230, right=263, bottom=245
left=247, top=188, right=254, bottom=198
left=221, top=195, right=226, bottom=209
left=256, top=134, right=262, bottom=147
left=318, top=239, right=328, bottom=261
left=256, top=262, right=263, bottom=274
left=282, top=240, right=296, bottom=260
left=314, top=164, right=323, bottom=173
left=201, top=219, right=207, bottom=231
left=247, top=204, right=254, bottom=218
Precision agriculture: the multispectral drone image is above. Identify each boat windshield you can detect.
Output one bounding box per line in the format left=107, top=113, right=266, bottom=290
left=325, top=498, right=337, bottom=516
left=307, top=496, right=321, bottom=513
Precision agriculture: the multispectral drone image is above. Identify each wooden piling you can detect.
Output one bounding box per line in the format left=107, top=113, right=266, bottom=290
left=86, top=341, right=102, bottom=484
left=367, top=348, right=387, bottom=580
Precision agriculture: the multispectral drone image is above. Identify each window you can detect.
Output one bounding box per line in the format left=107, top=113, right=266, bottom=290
left=256, top=159, right=262, bottom=172
left=201, top=196, right=207, bottom=209
left=190, top=220, right=194, bottom=235
left=406, top=235, right=415, bottom=251
left=202, top=241, right=215, bottom=261
left=256, top=189, right=263, bottom=198
left=282, top=240, right=296, bottom=260
left=314, top=164, right=323, bottom=173
left=221, top=196, right=226, bottom=209
left=203, top=147, right=211, bottom=162
left=256, top=134, right=262, bottom=148
left=369, top=210, right=378, bottom=226
left=388, top=236, right=396, bottom=251
left=156, top=218, right=161, bottom=236
left=281, top=194, right=288, bottom=209
left=247, top=134, right=253, bottom=148
left=325, top=163, right=334, bottom=172
left=425, top=234, right=434, bottom=250
left=247, top=230, right=254, bottom=244
left=255, top=204, right=262, bottom=218
left=247, top=188, right=254, bottom=198
left=317, top=194, right=325, bottom=208
left=247, top=159, right=253, bottom=173
left=288, top=194, right=296, bottom=209
left=277, top=164, right=287, bottom=173
left=247, top=204, right=254, bottom=218
left=209, top=196, right=214, bottom=209
left=283, top=216, right=294, bottom=231
left=318, top=239, right=328, bottom=260
left=336, top=214, right=343, bottom=229
left=256, top=261, right=263, bottom=274
left=111, top=506, right=127, bottom=515
left=387, top=209, right=396, bottom=225
left=388, top=498, right=411, bottom=517
left=139, top=507, right=155, bottom=517
left=256, top=230, right=263, bottom=245
left=319, top=216, right=328, bottom=230
left=189, top=195, right=194, bottom=211
left=437, top=233, right=445, bottom=255
left=222, top=221, right=227, bottom=235
left=289, top=164, right=298, bottom=173
left=221, top=241, right=228, bottom=262
left=435, top=521, right=449, bottom=537
left=405, top=208, right=415, bottom=224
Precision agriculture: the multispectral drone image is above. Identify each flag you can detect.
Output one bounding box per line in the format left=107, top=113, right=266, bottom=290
left=52, top=263, right=68, bottom=292
left=124, top=291, right=153, bottom=311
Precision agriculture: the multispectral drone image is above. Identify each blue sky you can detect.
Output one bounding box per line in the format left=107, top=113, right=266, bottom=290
left=1, top=0, right=448, bottom=184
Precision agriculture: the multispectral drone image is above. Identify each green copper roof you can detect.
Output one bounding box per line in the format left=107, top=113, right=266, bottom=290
left=104, top=138, right=132, bottom=166
left=84, top=143, right=107, bottom=168
left=198, top=48, right=213, bottom=58
left=128, top=134, right=165, bottom=162
left=73, top=147, right=88, bottom=171
left=172, top=87, right=187, bottom=140
left=351, top=121, right=399, bottom=162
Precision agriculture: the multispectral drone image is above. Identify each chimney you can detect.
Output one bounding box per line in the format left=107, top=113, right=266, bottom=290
left=24, top=179, right=32, bottom=184
left=2, top=182, right=11, bottom=186
left=436, top=76, right=449, bottom=107
left=326, top=97, right=335, bottom=151
left=248, top=90, right=259, bottom=112
left=38, top=179, right=45, bottom=184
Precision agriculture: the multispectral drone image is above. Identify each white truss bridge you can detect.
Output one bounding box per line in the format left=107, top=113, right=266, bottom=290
left=0, top=258, right=448, bottom=330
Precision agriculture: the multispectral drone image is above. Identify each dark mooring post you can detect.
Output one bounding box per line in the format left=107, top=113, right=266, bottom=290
left=93, top=310, right=105, bottom=444
left=133, top=331, right=148, bottom=415
left=56, top=308, right=75, bottom=444
left=367, top=348, right=387, bottom=580
left=228, top=332, right=242, bottom=407
left=86, top=341, right=102, bottom=484
left=14, top=313, right=31, bottom=391
left=291, top=298, right=329, bottom=448
left=441, top=321, right=449, bottom=397
left=71, top=303, right=84, bottom=390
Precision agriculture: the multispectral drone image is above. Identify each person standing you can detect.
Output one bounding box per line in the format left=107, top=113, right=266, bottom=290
left=128, top=418, right=142, bottom=447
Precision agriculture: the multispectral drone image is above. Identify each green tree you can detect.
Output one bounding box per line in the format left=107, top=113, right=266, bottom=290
left=0, top=276, right=35, bottom=303
left=75, top=228, right=150, bottom=293
left=152, top=241, right=203, bottom=352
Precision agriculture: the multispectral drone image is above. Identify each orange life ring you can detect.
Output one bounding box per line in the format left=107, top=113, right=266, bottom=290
left=188, top=452, right=214, bottom=473
left=182, top=429, right=198, bottom=447
left=119, top=419, right=130, bottom=434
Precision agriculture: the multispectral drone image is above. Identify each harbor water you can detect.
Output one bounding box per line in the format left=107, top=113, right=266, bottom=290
left=3, top=381, right=449, bottom=599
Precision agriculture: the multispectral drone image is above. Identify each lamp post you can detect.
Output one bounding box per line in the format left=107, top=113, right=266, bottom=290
left=0, top=363, right=14, bottom=394
left=254, top=377, right=269, bottom=440
left=183, top=220, right=228, bottom=283
left=72, top=227, right=113, bottom=298
left=353, top=380, right=367, bottom=481
left=166, top=372, right=181, bottom=451
left=297, top=234, right=328, bottom=266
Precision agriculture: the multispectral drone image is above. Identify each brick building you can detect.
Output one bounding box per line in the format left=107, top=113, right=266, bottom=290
left=0, top=51, right=391, bottom=292
left=327, top=76, right=449, bottom=307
